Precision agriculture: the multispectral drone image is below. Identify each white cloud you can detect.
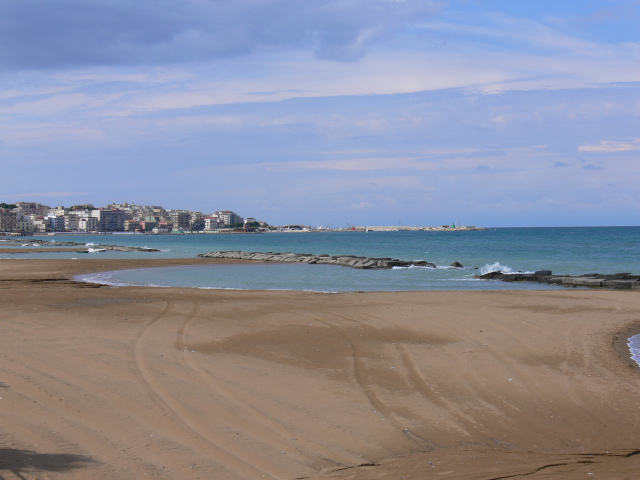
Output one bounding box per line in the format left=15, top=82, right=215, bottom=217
left=578, top=139, right=640, bottom=152
left=266, top=157, right=434, bottom=172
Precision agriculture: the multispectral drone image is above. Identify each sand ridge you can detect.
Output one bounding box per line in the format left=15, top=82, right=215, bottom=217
left=1, top=259, right=639, bottom=479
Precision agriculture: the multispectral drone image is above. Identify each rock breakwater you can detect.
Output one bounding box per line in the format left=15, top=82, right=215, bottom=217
left=476, top=270, right=640, bottom=289
left=13, top=239, right=160, bottom=252
left=197, top=251, right=445, bottom=269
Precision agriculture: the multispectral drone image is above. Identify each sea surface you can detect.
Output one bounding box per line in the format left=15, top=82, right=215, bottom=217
left=2, top=226, right=638, bottom=292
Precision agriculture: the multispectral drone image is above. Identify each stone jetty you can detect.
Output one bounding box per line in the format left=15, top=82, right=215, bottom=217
left=198, top=251, right=441, bottom=270
left=476, top=270, right=640, bottom=290
left=13, top=239, right=160, bottom=252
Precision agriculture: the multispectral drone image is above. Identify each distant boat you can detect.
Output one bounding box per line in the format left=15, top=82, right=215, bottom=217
left=87, top=247, right=107, bottom=253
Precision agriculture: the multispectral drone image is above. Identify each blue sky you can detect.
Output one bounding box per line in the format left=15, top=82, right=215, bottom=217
left=1, top=0, right=638, bottom=227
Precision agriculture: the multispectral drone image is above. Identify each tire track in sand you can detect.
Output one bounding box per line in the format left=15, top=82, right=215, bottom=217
left=308, top=307, right=512, bottom=449
left=133, top=301, right=288, bottom=479
left=133, top=299, right=306, bottom=480
left=174, top=301, right=359, bottom=469
left=303, top=311, right=443, bottom=452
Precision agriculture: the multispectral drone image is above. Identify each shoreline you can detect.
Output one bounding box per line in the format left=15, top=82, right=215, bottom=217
left=614, top=323, right=640, bottom=371
left=2, top=258, right=640, bottom=479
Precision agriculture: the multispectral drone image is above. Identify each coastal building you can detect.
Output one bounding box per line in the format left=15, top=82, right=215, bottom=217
left=124, top=219, right=141, bottom=232
left=31, top=216, right=48, bottom=233
left=215, top=210, right=243, bottom=227
left=77, top=216, right=99, bottom=233
left=15, top=215, right=34, bottom=233
left=283, top=224, right=310, bottom=231
left=65, top=214, right=79, bottom=232
left=169, top=211, right=191, bottom=231
left=91, top=209, right=126, bottom=232
left=190, top=213, right=205, bottom=231
left=0, top=208, right=18, bottom=232
left=139, top=220, right=158, bottom=232
left=15, top=202, right=50, bottom=216
left=204, top=216, right=223, bottom=231
left=156, top=220, right=173, bottom=233
left=48, top=215, right=66, bottom=232
left=4, top=200, right=259, bottom=234
left=47, top=207, right=70, bottom=221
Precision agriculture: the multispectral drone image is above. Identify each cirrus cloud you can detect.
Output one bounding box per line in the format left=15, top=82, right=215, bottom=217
left=578, top=139, right=640, bottom=152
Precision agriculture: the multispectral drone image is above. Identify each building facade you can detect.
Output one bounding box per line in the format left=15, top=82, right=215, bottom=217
left=169, top=211, right=191, bottom=231
left=215, top=211, right=243, bottom=227
left=77, top=216, right=100, bottom=233
left=91, top=209, right=127, bottom=232
left=0, top=208, right=18, bottom=232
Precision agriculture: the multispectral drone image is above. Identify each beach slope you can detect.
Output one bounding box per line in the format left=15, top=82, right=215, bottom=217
left=1, top=259, right=639, bottom=479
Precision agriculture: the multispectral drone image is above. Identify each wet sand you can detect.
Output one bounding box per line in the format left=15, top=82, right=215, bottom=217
left=1, top=258, right=639, bottom=479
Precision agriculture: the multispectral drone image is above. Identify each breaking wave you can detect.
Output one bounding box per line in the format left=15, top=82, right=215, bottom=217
left=480, top=262, right=515, bottom=275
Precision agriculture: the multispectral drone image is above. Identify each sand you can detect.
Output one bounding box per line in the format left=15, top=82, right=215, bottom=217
left=1, top=258, right=639, bottom=479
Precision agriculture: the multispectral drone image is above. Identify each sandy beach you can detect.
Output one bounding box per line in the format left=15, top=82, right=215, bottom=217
left=1, top=258, right=639, bottom=479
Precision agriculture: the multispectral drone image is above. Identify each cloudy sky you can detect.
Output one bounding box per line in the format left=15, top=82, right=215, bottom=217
left=1, top=0, right=638, bottom=227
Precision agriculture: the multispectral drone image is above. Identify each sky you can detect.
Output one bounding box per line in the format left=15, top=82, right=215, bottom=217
left=0, top=0, right=639, bottom=227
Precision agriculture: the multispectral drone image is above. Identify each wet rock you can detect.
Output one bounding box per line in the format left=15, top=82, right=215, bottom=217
left=475, top=270, right=640, bottom=290
left=197, top=251, right=439, bottom=270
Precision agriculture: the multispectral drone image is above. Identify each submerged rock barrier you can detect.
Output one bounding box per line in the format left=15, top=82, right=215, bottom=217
left=197, top=251, right=448, bottom=270
left=476, top=270, right=640, bottom=290
left=12, top=239, right=160, bottom=252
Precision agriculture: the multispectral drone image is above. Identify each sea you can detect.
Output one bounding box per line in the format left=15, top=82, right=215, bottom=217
left=1, top=226, right=638, bottom=292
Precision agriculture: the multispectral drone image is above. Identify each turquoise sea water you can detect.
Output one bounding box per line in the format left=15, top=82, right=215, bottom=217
left=2, top=226, right=638, bottom=292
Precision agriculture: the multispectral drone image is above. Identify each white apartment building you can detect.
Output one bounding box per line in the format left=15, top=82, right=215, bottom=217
left=78, top=216, right=100, bottom=233
left=16, top=216, right=34, bottom=233
left=32, top=217, right=48, bottom=233
left=48, top=207, right=68, bottom=218
left=204, top=216, right=223, bottom=230
left=215, top=211, right=243, bottom=227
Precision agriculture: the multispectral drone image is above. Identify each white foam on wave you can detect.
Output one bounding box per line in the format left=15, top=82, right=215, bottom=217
left=74, top=271, right=162, bottom=287
left=480, top=262, right=515, bottom=275
left=480, top=262, right=536, bottom=275
left=392, top=264, right=475, bottom=271
left=627, top=334, right=640, bottom=367
left=391, top=264, right=436, bottom=270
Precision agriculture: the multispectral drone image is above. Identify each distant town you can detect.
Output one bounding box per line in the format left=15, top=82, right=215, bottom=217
left=0, top=201, right=483, bottom=235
